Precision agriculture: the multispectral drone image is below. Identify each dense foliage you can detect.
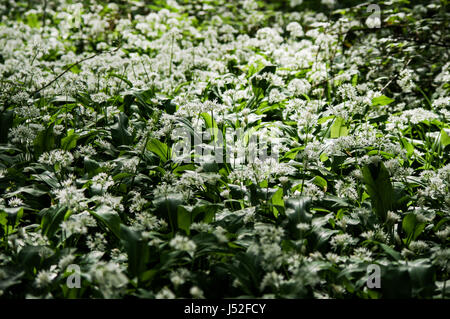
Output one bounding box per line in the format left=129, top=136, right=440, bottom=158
left=0, top=0, right=449, bottom=299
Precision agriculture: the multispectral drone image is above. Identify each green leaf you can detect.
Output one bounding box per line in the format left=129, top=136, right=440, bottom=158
left=146, top=138, right=169, bottom=162
left=120, top=225, right=149, bottom=280
left=220, top=252, right=262, bottom=296
left=84, top=156, right=101, bottom=177
left=177, top=206, right=193, bottom=235
left=7, top=186, right=47, bottom=198
left=362, top=161, right=394, bottom=222
left=200, top=112, right=217, bottom=129
left=284, top=196, right=312, bottom=238
left=61, top=129, right=79, bottom=151
left=440, top=129, right=450, bottom=147
left=379, top=243, right=401, bottom=261
left=408, top=259, right=435, bottom=298
left=402, top=213, right=426, bottom=245
left=50, top=96, right=77, bottom=105
left=18, top=246, right=49, bottom=274
left=0, top=207, right=23, bottom=236
left=154, top=194, right=183, bottom=233
left=111, top=113, right=133, bottom=146
left=312, top=176, right=327, bottom=191
left=372, top=95, right=395, bottom=106
left=400, top=138, right=414, bottom=158
left=271, top=187, right=284, bottom=218
left=40, top=206, right=67, bottom=238
left=0, top=110, right=14, bottom=143
left=34, top=124, right=55, bottom=156
left=90, top=205, right=122, bottom=239
left=177, top=202, right=218, bottom=235
left=352, top=74, right=358, bottom=86
left=33, top=171, right=60, bottom=189
left=380, top=264, right=411, bottom=298
left=330, top=117, right=348, bottom=138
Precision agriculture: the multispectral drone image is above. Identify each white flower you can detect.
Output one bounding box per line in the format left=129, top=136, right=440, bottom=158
left=170, top=268, right=190, bottom=287
left=35, top=269, right=57, bottom=288
left=436, top=226, right=450, bottom=242
left=129, top=191, right=147, bottom=213
left=92, top=173, right=114, bottom=190
left=397, top=69, right=416, bottom=92
left=61, top=211, right=96, bottom=237
left=213, top=226, right=228, bottom=243
left=190, top=286, right=204, bottom=299
left=321, top=0, right=335, bottom=8
left=169, top=235, right=197, bottom=256
left=288, top=78, right=311, bottom=96
left=58, top=254, right=76, bottom=270
left=54, top=186, right=87, bottom=212
left=38, top=150, right=74, bottom=169
left=290, top=0, right=303, bottom=7
left=8, top=197, right=23, bottom=207
left=75, top=145, right=97, bottom=158
left=260, top=271, right=284, bottom=290
left=286, top=22, right=304, bottom=38
left=409, top=240, right=429, bottom=254
left=220, top=189, right=230, bottom=198
left=91, top=92, right=109, bottom=104
left=330, top=233, right=357, bottom=250
left=155, top=286, right=176, bottom=299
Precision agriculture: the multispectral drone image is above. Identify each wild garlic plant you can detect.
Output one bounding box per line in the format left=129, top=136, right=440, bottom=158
left=0, top=0, right=448, bottom=299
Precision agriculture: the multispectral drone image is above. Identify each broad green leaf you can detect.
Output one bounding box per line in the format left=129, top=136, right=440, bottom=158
left=285, top=196, right=312, bottom=237
left=7, top=186, right=47, bottom=198
left=408, top=259, right=435, bottom=298
left=84, top=156, right=101, bottom=177
left=402, top=213, right=426, bottom=245
left=111, top=113, right=133, bottom=146
left=440, top=129, right=450, bottom=147
left=271, top=187, right=284, bottom=218
left=312, top=176, right=327, bottom=191
left=34, top=123, right=55, bottom=156
left=0, top=110, right=14, bottom=143
left=146, top=138, right=169, bottom=162
left=177, top=205, right=193, bottom=235
left=61, top=129, right=79, bottom=151
left=352, top=73, right=358, bottom=86
left=120, top=225, right=149, bottom=280
left=400, top=138, right=414, bottom=157
left=153, top=194, right=183, bottom=233
left=317, top=115, right=334, bottom=124
left=50, top=96, right=77, bottom=105
left=40, top=206, right=67, bottom=238
left=18, top=246, right=50, bottom=274
left=362, top=161, right=394, bottom=222
left=379, top=243, right=401, bottom=261
left=330, top=117, right=348, bottom=138
left=0, top=207, right=23, bottom=235
left=372, top=95, right=394, bottom=106
left=90, top=205, right=122, bottom=238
